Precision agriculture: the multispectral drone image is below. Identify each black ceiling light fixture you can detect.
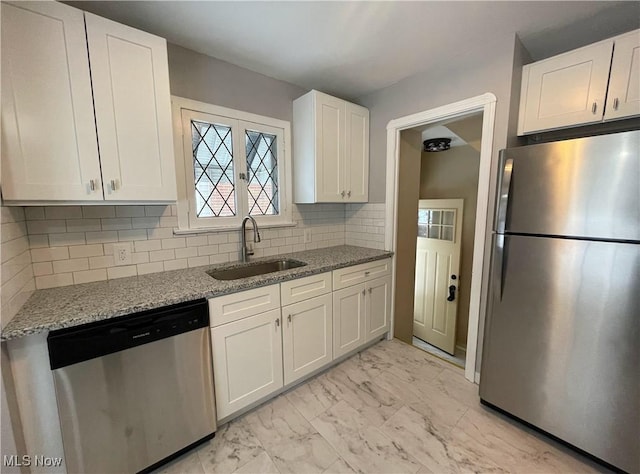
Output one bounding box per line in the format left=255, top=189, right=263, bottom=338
left=423, top=137, right=451, bottom=152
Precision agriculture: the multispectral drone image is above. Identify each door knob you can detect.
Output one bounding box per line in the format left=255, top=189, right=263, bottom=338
left=447, top=285, right=456, bottom=302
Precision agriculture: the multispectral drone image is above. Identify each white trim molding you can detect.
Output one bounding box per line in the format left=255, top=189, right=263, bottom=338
left=384, top=93, right=497, bottom=383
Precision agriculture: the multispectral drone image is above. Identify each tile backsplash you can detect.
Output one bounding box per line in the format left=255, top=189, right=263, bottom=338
left=1, top=207, right=34, bottom=328
left=1, top=200, right=387, bottom=299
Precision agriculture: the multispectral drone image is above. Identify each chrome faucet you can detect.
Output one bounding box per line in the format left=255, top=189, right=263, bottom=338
left=241, top=215, right=261, bottom=262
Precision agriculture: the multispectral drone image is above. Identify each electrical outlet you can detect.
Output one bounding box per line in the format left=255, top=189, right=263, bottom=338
left=303, top=229, right=312, bottom=244
left=113, top=243, right=132, bottom=266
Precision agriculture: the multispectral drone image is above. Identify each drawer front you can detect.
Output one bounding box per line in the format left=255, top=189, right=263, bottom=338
left=209, top=284, right=281, bottom=327
left=332, top=258, right=391, bottom=290
left=281, top=272, right=332, bottom=306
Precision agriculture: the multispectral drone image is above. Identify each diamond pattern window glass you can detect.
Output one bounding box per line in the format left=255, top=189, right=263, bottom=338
left=246, top=130, right=279, bottom=216
left=191, top=120, right=236, bottom=217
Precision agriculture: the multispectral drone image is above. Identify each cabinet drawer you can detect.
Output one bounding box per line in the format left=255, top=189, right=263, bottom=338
left=281, top=272, right=332, bottom=306
left=332, top=258, right=391, bottom=290
left=209, top=284, right=280, bottom=327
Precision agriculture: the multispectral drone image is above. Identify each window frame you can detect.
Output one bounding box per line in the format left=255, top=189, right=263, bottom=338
left=172, top=96, right=292, bottom=232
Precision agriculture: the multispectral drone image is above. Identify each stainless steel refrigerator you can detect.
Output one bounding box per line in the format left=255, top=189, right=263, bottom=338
left=479, top=130, right=639, bottom=473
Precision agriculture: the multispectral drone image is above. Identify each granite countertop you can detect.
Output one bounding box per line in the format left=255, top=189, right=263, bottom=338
left=1, top=245, right=393, bottom=341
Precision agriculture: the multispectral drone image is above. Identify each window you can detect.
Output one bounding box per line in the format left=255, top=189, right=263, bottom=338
left=173, top=98, right=292, bottom=230
left=417, top=208, right=456, bottom=241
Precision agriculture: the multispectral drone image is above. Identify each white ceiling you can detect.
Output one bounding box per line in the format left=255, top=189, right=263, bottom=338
left=67, top=1, right=640, bottom=99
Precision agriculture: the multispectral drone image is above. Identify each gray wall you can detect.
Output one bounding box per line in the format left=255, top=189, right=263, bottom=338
left=420, top=144, right=480, bottom=348
left=167, top=43, right=307, bottom=121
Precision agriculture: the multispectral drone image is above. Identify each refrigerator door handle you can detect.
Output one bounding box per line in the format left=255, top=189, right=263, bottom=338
left=496, top=156, right=514, bottom=234
left=493, top=234, right=509, bottom=301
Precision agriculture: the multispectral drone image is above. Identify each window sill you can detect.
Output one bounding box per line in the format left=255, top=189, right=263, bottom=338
left=173, top=221, right=297, bottom=235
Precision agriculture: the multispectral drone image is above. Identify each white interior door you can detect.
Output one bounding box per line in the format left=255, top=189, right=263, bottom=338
left=413, top=199, right=463, bottom=355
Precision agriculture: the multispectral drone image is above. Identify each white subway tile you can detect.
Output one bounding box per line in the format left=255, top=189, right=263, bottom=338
left=209, top=254, right=230, bottom=265
left=89, top=255, right=113, bottom=269
left=218, top=242, right=239, bottom=253
left=132, top=217, right=160, bottom=229
left=101, top=218, right=132, bottom=231
left=45, top=206, right=82, bottom=220
left=27, top=220, right=66, bottom=234
left=207, top=234, right=228, bottom=245
left=161, top=238, right=185, bottom=249
left=144, top=205, right=171, bottom=217
left=186, top=236, right=208, bottom=247
left=147, top=227, right=174, bottom=240
left=118, top=229, right=148, bottom=241
left=159, top=216, right=178, bottom=228
left=66, top=219, right=101, bottom=232
left=32, top=262, right=53, bottom=277
left=197, top=245, right=219, bottom=256
left=36, top=273, right=73, bottom=289
left=134, top=240, right=162, bottom=252
left=28, top=234, right=49, bottom=249
left=74, top=269, right=107, bottom=284
left=69, top=244, right=104, bottom=259
left=85, top=231, right=119, bottom=244
left=149, top=249, right=175, bottom=262
left=24, top=207, right=45, bottom=220
left=163, top=259, right=187, bottom=271
left=175, top=247, right=198, bottom=259
left=137, top=262, right=164, bottom=275
left=31, top=247, right=69, bottom=263
left=132, top=252, right=149, bottom=264
left=115, top=206, right=145, bottom=218
left=107, top=266, right=137, bottom=280
left=53, top=258, right=89, bottom=274
left=48, top=233, right=86, bottom=247
left=82, top=206, right=116, bottom=218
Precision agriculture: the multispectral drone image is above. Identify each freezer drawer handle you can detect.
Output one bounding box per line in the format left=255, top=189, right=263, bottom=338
left=447, top=285, right=456, bottom=302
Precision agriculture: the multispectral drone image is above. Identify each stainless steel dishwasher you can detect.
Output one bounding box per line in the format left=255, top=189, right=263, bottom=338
left=47, top=299, right=216, bottom=473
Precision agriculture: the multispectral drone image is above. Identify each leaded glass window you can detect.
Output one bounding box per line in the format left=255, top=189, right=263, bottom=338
left=246, top=130, right=278, bottom=216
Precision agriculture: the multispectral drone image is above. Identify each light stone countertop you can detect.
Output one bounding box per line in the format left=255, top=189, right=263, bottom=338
left=1, top=245, right=393, bottom=341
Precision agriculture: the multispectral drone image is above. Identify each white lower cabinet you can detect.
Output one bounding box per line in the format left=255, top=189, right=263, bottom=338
left=209, top=260, right=391, bottom=421
left=333, top=284, right=366, bottom=358
left=282, top=293, right=333, bottom=385
left=210, top=308, right=283, bottom=420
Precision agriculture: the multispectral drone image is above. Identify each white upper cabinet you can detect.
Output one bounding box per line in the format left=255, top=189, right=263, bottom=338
left=293, top=90, right=369, bottom=203
left=604, top=29, right=640, bottom=121
left=1, top=2, right=102, bottom=201
left=1, top=2, right=176, bottom=203
left=85, top=13, right=175, bottom=201
left=518, top=29, right=640, bottom=135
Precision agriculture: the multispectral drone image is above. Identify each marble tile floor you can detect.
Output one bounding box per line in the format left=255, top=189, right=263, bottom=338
left=412, top=336, right=466, bottom=369
left=156, top=338, right=608, bottom=474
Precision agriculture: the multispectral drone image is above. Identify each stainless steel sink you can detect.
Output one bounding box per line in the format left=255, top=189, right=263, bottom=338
left=208, top=259, right=307, bottom=280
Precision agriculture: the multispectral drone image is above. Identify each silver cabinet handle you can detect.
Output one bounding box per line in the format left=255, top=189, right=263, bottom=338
left=275, top=318, right=280, bottom=330
left=362, top=289, right=366, bottom=296
left=287, top=314, right=292, bottom=325
left=110, top=179, right=117, bottom=191
left=368, top=288, right=372, bottom=294
left=613, top=98, right=619, bottom=110
left=347, top=190, right=351, bottom=198
left=89, top=179, right=96, bottom=191
left=364, top=271, right=370, bottom=276
left=341, top=190, right=345, bottom=198
left=591, top=102, right=597, bottom=114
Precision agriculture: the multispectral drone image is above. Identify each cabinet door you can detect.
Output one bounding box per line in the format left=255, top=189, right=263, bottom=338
left=365, top=276, right=391, bottom=342
left=85, top=13, right=176, bottom=202
left=518, top=40, right=613, bottom=135
left=210, top=309, right=283, bottom=420
left=605, top=30, right=640, bottom=121
left=314, top=92, right=345, bottom=202
left=345, top=103, right=369, bottom=202
left=332, top=284, right=366, bottom=358
left=282, top=294, right=333, bottom=385
left=1, top=2, right=102, bottom=201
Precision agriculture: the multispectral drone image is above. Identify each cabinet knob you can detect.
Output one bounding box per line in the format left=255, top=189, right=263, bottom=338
left=368, top=287, right=372, bottom=294
left=275, top=318, right=280, bottom=330
left=287, top=314, right=292, bottom=325
left=364, top=271, right=370, bottom=276
left=362, top=289, right=366, bottom=296
left=89, top=179, right=96, bottom=191
left=613, top=98, right=619, bottom=110
left=341, top=190, right=346, bottom=198
left=591, top=102, right=597, bottom=114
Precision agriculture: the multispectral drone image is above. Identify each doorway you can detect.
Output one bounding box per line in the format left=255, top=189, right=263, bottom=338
left=384, top=93, right=497, bottom=382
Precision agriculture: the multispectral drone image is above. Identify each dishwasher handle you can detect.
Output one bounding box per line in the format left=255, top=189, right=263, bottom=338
left=48, top=299, right=209, bottom=370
